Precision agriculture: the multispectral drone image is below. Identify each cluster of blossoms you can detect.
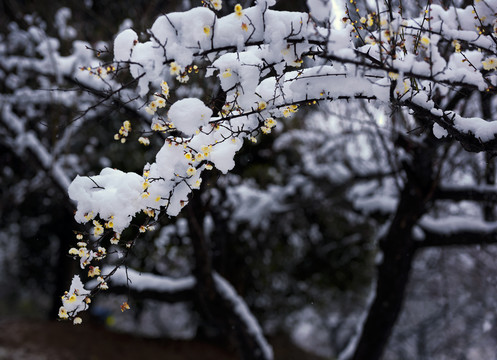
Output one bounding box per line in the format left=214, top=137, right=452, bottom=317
left=152, top=119, right=174, bottom=132
left=234, top=4, right=243, bottom=19
left=144, top=95, right=167, bottom=115
left=282, top=105, right=298, bottom=118
left=184, top=144, right=212, bottom=163
left=87, top=266, right=101, bottom=278
left=68, top=235, right=107, bottom=271
left=145, top=82, right=168, bottom=115
left=261, top=117, right=277, bottom=134
left=169, top=62, right=190, bottom=83
left=139, top=224, right=156, bottom=233
left=138, top=137, right=150, bottom=146
left=233, top=4, right=249, bottom=32
left=79, top=65, right=116, bottom=79
left=60, top=218, right=126, bottom=322
left=58, top=275, right=90, bottom=324
left=359, top=13, right=375, bottom=28
left=93, top=220, right=104, bottom=236
left=96, top=276, right=109, bottom=290
left=114, top=120, right=132, bottom=143
left=350, top=0, right=497, bottom=84
left=452, top=40, right=462, bottom=53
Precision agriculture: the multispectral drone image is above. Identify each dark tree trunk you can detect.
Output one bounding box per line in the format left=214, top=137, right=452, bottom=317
left=482, top=92, right=495, bottom=222
left=187, top=187, right=271, bottom=360
left=350, top=136, right=437, bottom=360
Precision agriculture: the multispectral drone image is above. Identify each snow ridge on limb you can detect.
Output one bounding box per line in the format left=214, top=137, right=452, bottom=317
left=214, top=273, right=274, bottom=360
left=106, top=266, right=195, bottom=292
left=416, top=215, right=497, bottom=248
left=1, top=105, right=72, bottom=193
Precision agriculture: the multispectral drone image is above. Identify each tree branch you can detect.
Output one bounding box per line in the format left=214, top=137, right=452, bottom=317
left=434, top=186, right=497, bottom=203
left=416, top=217, right=497, bottom=248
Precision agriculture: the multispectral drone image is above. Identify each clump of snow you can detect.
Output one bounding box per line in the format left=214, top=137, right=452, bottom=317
left=454, top=115, right=497, bottom=142
left=168, top=98, right=213, bottom=136
left=129, top=41, right=164, bottom=97
left=354, top=196, right=398, bottom=215
left=114, top=28, right=137, bottom=62
left=433, top=123, right=448, bottom=139
left=307, top=0, right=332, bottom=22
left=68, top=168, right=144, bottom=233
left=150, top=7, right=215, bottom=67
left=54, top=8, right=77, bottom=40
left=209, top=138, right=243, bottom=173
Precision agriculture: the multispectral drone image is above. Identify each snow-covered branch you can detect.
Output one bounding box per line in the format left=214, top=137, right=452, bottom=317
left=435, top=185, right=497, bottom=203
left=1, top=104, right=72, bottom=194
left=214, top=273, right=273, bottom=360
left=104, top=266, right=195, bottom=303
left=417, top=215, right=497, bottom=248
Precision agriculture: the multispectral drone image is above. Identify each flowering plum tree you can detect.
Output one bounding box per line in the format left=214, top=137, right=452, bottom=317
left=5, top=0, right=497, bottom=359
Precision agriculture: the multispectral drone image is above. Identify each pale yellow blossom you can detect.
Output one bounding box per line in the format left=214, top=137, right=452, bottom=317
left=58, top=306, right=68, bottom=319
left=170, top=62, right=181, bottom=75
